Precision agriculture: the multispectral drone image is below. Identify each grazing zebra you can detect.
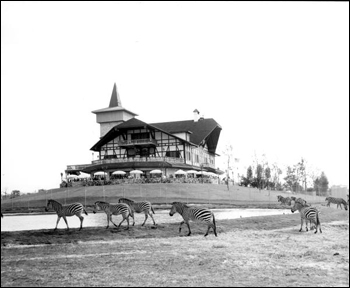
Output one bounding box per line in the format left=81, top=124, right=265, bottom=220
left=169, top=202, right=217, bottom=237
left=291, top=199, right=322, bottom=234
left=118, top=198, right=156, bottom=226
left=93, top=201, right=133, bottom=229
left=325, top=197, right=348, bottom=210
left=277, top=195, right=292, bottom=206
left=45, top=199, right=88, bottom=231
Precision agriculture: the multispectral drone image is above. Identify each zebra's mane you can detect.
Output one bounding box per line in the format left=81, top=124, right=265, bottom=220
left=95, top=201, right=109, bottom=205
left=172, top=202, right=190, bottom=208
left=119, top=198, right=134, bottom=203
left=48, top=199, right=61, bottom=205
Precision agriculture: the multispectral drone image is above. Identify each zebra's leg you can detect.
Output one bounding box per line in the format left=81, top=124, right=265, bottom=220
left=110, top=215, right=122, bottom=228
left=54, top=216, right=61, bottom=231
left=305, top=219, right=309, bottom=232
left=185, top=222, right=191, bottom=236
left=178, top=221, right=185, bottom=234
left=63, top=216, right=69, bottom=231
left=105, top=214, right=110, bottom=229
left=125, top=215, right=130, bottom=230
left=299, top=218, right=304, bottom=232
left=78, top=215, right=84, bottom=230
left=148, top=211, right=156, bottom=225
left=130, top=210, right=135, bottom=226
left=141, top=212, right=149, bottom=226
left=204, top=225, right=210, bottom=237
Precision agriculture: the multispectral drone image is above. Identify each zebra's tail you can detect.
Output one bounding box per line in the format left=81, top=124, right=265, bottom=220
left=83, top=207, right=88, bottom=215
left=151, top=206, right=155, bottom=214
left=212, top=213, right=217, bottom=237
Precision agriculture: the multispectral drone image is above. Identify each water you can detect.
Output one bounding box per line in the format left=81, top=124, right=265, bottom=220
left=1, top=208, right=292, bottom=232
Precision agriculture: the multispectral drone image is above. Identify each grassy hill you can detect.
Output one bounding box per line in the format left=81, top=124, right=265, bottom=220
left=1, top=183, right=327, bottom=213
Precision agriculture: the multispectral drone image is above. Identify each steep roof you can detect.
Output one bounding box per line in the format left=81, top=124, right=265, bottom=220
left=90, top=118, right=194, bottom=151
left=91, top=83, right=138, bottom=116
left=151, top=118, right=222, bottom=152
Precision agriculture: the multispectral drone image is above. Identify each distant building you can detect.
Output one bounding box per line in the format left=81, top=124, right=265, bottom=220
left=330, top=185, right=349, bottom=199
left=65, top=83, right=223, bottom=179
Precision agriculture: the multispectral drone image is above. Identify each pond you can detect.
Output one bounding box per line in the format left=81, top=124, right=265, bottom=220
left=1, top=208, right=293, bottom=232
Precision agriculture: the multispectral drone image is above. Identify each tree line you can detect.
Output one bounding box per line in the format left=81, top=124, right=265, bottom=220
left=239, top=157, right=329, bottom=195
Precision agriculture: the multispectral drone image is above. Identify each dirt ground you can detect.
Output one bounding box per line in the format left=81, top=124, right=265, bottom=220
left=1, top=207, right=349, bottom=287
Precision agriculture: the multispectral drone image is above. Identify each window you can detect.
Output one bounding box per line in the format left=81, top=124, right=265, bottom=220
left=131, top=132, right=150, bottom=140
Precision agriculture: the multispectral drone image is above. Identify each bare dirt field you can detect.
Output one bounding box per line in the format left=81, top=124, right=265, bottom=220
left=1, top=206, right=349, bottom=287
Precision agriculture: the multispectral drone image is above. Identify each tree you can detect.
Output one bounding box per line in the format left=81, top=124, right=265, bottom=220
left=264, top=166, right=271, bottom=190
left=318, top=172, right=329, bottom=196
left=10, top=190, right=21, bottom=199
left=255, top=164, right=264, bottom=191
left=222, top=144, right=233, bottom=191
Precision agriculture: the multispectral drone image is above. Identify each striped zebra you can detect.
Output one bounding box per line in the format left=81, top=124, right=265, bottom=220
left=325, top=197, right=348, bottom=210
left=45, top=199, right=88, bottom=231
left=92, top=201, right=134, bottom=229
left=169, top=202, right=217, bottom=237
left=277, top=195, right=292, bottom=206
left=291, top=199, right=322, bottom=234
left=118, top=198, right=156, bottom=226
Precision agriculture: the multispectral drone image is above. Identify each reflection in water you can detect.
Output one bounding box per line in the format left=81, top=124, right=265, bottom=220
left=1, top=209, right=292, bottom=232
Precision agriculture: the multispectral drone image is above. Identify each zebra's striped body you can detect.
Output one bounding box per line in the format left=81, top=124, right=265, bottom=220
left=93, top=201, right=133, bottom=229
left=118, top=198, right=156, bottom=226
left=291, top=197, right=314, bottom=230
left=45, top=199, right=88, bottom=231
left=325, top=197, right=348, bottom=210
left=291, top=200, right=322, bottom=234
left=169, top=202, right=217, bottom=237
left=277, top=195, right=292, bottom=206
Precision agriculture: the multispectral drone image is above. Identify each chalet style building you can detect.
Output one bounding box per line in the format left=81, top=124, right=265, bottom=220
left=65, top=84, right=222, bottom=179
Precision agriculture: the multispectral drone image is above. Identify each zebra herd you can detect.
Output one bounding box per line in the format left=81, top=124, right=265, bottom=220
left=2, top=194, right=348, bottom=236
left=276, top=194, right=349, bottom=234
left=43, top=198, right=217, bottom=237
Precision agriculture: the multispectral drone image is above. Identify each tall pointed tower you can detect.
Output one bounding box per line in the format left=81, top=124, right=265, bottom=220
left=92, top=83, right=138, bottom=138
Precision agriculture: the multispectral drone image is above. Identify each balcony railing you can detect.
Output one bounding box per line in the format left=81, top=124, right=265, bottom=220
left=118, top=139, right=157, bottom=147
left=91, top=156, right=184, bottom=165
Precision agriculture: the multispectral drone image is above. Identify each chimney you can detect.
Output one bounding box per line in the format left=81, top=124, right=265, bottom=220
left=199, top=114, right=204, bottom=121
left=193, top=109, right=200, bottom=122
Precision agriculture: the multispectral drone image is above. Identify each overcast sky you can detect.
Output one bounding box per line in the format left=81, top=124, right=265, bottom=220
left=1, top=1, right=349, bottom=193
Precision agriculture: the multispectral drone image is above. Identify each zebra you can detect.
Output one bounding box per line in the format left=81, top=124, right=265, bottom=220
left=169, top=202, right=217, bottom=237
left=92, top=201, right=134, bottom=229
left=325, top=197, right=348, bottom=210
left=118, top=198, right=156, bottom=226
left=291, top=197, right=310, bottom=207
left=290, top=197, right=314, bottom=230
left=277, top=195, right=292, bottom=206
left=45, top=199, right=88, bottom=231
left=291, top=199, right=322, bottom=234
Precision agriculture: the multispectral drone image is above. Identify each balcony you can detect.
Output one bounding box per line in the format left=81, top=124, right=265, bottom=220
left=91, top=156, right=184, bottom=166
left=118, top=139, right=157, bottom=148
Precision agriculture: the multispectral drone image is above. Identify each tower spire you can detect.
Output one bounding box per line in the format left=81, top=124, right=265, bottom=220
left=109, top=83, right=122, bottom=108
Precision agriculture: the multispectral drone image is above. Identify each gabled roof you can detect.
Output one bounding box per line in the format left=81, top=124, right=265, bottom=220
left=90, top=118, right=194, bottom=151
left=151, top=118, right=222, bottom=153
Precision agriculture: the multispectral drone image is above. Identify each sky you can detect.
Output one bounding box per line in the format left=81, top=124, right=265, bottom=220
left=1, top=1, right=349, bottom=193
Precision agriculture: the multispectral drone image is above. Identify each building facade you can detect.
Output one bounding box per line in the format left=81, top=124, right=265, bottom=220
left=65, top=84, right=222, bottom=179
